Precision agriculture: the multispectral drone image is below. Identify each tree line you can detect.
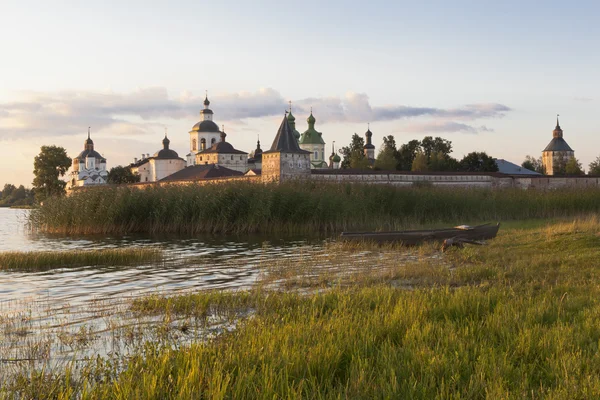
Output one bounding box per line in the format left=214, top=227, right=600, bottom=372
left=340, top=134, right=499, bottom=172
left=521, top=155, right=600, bottom=176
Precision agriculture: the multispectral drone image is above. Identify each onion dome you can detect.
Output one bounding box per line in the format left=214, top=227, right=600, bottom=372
left=299, top=109, right=325, bottom=145
left=254, top=138, right=263, bottom=156
left=333, top=153, right=341, bottom=162
left=364, top=125, right=375, bottom=149
left=155, top=133, right=180, bottom=159
left=287, top=105, right=301, bottom=141
left=204, top=94, right=210, bottom=107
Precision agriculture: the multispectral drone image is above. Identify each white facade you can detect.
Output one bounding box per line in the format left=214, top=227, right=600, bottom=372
left=69, top=131, right=108, bottom=188
left=196, top=153, right=248, bottom=173
left=187, top=95, right=222, bottom=166
left=132, top=157, right=187, bottom=182
left=130, top=135, right=186, bottom=182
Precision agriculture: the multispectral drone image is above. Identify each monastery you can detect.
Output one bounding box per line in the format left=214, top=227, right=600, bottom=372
left=67, top=95, right=585, bottom=189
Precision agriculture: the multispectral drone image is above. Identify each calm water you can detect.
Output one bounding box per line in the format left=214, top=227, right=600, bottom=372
left=0, top=208, right=319, bottom=307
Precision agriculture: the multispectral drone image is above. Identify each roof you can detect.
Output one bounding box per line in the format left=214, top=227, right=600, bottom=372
left=495, top=159, right=541, bottom=175
left=199, top=133, right=248, bottom=155
left=299, top=112, right=325, bottom=145
left=245, top=168, right=262, bottom=176
left=543, top=137, right=574, bottom=152
left=76, top=149, right=106, bottom=161
left=265, top=115, right=311, bottom=154
left=160, top=164, right=243, bottom=182
left=311, top=160, right=329, bottom=168
left=191, top=120, right=220, bottom=133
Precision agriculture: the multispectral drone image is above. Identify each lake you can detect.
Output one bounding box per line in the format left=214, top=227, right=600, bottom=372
left=0, top=208, right=321, bottom=307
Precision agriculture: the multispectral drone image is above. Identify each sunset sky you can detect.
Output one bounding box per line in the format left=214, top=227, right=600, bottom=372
left=1, top=0, right=598, bottom=186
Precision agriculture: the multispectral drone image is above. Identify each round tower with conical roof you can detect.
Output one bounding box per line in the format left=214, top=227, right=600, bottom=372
left=542, top=115, right=574, bottom=175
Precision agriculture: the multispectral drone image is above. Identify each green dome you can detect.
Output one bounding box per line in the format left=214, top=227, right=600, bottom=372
left=333, top=154, right=341, bottom=162
left=287, top=111, right=296, bottom=122
left=299, top=111, right=325, bottom=145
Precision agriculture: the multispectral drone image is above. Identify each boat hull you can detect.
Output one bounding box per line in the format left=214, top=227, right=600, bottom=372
left=340, top=223, right=500, bottom=245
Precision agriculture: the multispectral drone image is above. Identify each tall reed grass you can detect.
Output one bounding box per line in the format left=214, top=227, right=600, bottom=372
left=0, top=248, right=162, bottom=271
left=30, top=182, right=600, bottom=235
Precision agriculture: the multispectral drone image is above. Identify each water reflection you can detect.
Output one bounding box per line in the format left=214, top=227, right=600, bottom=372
left=0, top=208, right=320, bottom=307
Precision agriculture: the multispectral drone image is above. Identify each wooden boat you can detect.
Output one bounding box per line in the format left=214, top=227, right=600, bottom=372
left=340, top=223, right=500, bottom=245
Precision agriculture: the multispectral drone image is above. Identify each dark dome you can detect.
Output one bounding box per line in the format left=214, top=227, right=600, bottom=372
left=77, top=149, right=105, bottom=160
left=191, top=120, right=220, bottom=132
left=155, top=148, right=180, bottom=159
left=85, top=137, right=93, bottom=146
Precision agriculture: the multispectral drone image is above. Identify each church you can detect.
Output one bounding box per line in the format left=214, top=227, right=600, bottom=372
left=68, top=128, right=108, bottom=188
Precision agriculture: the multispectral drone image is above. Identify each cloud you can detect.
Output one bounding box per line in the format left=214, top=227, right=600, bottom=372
left=573, top=96, right=593, bottom=102
left=0, top=87, right=510, bottom=138
left=403, top=121, right=495, bottom=134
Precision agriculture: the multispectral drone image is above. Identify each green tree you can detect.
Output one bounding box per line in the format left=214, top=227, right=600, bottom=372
left=340, top=134, right=368, bottom=169
left=459, top=152, right=499, bottom=172
left=1, top=184, right=16, bottom=200
left=411, top=152, right=429, bottom=172
left=521, top=155, right=545, bottom=174
left=588, top=156, right=600, bottom=175
left=374, top=135, right=398, bottom=170
left=397, top=140, right=421, bottom=171
left=565, top=157, right=584, bottom=175
left=421, top=136, right=453, bottom=159
left=107, top=166, right=141, bottom=184
left=32, top=146, right=71, bottom=203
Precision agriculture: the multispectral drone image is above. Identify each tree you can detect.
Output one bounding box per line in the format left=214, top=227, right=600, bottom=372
left=397, top=140, right=421, bottom=171
left=421, top=136, right=452, bottom=159
left=374, top=135, right=398, bottom=170
left=521, top=155, right=545, bottom=174
left=107, top=166, right=141, bottom=184
left=340, top=134, right=368, bottom=169
left=411, top=152, right=429, bottom=172
left=565, top=157, right=584, bottom=175
left=459, top=152, right=499, bottom=172
left=32, top=146, right=71, bottom=203
left=1, top=184, right=16, bottom=200
left=588, top=156, right=600, bottom=175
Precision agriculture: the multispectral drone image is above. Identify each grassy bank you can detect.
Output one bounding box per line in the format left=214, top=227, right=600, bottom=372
left=30, top=182, right=600, bottom=235
left=4, top=218, right=600, bottom=398
left=0, top=248, right=163, bottom=271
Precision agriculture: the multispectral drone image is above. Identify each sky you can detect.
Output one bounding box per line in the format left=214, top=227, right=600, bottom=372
left=0, top=0, right=599, bottom=187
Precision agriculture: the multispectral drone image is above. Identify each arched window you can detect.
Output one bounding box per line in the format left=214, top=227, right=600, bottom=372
left=192, top=139, right=197, bottom=151
left=231, top=155, right=233, bottom=160
left=314, top=151, right=318, bottom=159
left=211, top=138, right=216, bottom=145
left=201, top=138, right=206, bottom=150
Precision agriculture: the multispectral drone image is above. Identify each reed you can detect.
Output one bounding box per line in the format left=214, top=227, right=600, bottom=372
left=0, top=248, right=163, bottom=271
left=30, top=182, right=600, bottom=235
left=3, top=218, right=600, bottom=397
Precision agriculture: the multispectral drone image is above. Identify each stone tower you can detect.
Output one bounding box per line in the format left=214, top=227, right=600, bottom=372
left=262, top=114, right=312, bottom=183
left=542, top=116, right=574, bottom=175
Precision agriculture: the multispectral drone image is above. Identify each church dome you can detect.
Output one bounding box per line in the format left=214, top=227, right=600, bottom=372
left=155, top=148, right=180, bottom=159
left=191, top=120, right=220, bottom=133
left=307, top=112, right=315, bottom=125
left=333, top=153, right=341, bottom=162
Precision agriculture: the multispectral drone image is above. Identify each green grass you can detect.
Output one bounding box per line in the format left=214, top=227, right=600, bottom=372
left=0, top=248, right=163, bottom=271
left=29, top=181, right=600, bottom=235
left=4, top=218, right=600, bottom=398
